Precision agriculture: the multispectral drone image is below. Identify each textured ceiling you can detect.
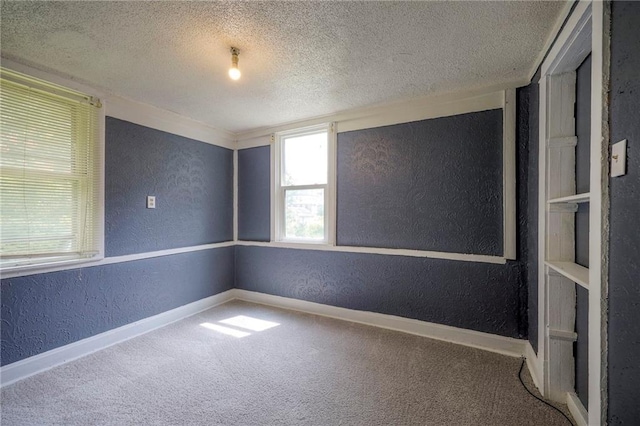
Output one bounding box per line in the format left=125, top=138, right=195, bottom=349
left=1, top=1, right=567, bottom=133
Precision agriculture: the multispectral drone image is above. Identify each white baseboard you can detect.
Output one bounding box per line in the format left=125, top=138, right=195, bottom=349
left=0, top=289, right=235, bottom=387
left=525, top=341, right=543, bottom=392
left=232, top=290, right=527, bottom=358
left=566, top=392, right=588, bottom=426
left=1, top=289, right=534, bottom=388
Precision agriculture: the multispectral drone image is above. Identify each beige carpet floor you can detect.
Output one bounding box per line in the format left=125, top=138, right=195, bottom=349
left=1, top=300, right=573, bottom=425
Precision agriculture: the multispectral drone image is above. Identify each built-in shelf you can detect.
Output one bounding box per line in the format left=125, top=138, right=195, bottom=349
left=548, top=328, right=578, bottom=342
left=545, top=261, right=590, bottom=289
left=547, top=192, right=591, bottom=204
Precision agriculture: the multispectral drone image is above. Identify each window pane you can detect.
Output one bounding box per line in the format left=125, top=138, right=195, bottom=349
left=0, top=175, right=76, bottom=256
left=285, top=189, right=324, bottom=240
left=283, top=132, right=327, bottom=186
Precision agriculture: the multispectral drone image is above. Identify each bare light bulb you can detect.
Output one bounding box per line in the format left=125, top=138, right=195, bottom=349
left=228, top=67, right=241, bottom=80
left=229, top=47, right=241, bottom=81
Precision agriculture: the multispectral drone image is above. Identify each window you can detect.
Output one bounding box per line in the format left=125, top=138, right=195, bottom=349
left=274, top=124, right=334, bottom=244
left=0, top=68, right=102, bottom=271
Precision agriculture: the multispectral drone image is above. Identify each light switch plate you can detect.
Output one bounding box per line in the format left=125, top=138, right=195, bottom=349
left=147, top=196, right=156, bottom=209
left=611, top=139, right=627, bottom=178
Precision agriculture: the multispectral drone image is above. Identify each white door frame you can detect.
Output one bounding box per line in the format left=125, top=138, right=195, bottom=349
left=536, top=1, right=609, bottom=425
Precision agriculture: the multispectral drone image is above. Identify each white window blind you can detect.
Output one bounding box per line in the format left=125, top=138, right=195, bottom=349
left=0, top=68, right=101, bottom=269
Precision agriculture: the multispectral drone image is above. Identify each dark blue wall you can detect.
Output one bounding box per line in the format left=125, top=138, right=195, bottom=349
left=573, top=53, right=591, bottom=409
left=235, top=108, right=529, bottom=339
left=575, top=55, right=591, bottom=269
left=106, top=117, right=233, bottom=256
left=237, top=146, right=271, bottom=242
left=575, top=55, right=592, bottom=195
left=1, top=248, right=234, bottom=366
left=235, top=245, right=525, bottom=338
left=1, top=118, right=235, bottom=366
left=337, top=110, right=503, bottom=255
left=575, top=284, right=589, bottom=409
left=608, top=2, right=640, bottom=424
left=525, top=72, right=541, bottom=354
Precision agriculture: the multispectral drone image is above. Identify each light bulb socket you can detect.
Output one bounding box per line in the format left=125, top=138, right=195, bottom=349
left=229, top=47, right=240, bottom=80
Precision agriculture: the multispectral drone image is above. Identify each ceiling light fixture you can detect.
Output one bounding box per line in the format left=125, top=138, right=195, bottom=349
left=228, top=47, right=241, bottom=81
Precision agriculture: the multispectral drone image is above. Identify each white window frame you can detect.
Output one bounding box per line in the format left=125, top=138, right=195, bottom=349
left=0, top=66, right=105, bottom=277
left=272, top=123, right=336, bottom=245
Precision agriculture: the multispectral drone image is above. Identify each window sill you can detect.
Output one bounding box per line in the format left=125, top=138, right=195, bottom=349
left=1, top=255, right=104, bottom=280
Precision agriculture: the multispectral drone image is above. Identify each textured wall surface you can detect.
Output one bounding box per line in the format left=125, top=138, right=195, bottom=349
left=575, top=284, right=589, bottom=409
left=575, top=204, right=590, bottom=268
left=573, top=54, right=590, bottom=409
left=608, top=2, right=640, bottom=424
left=1, top=247, right=234, bottom=366
left=337, top=110, right=503, bottom=255
left=237, top=146, right=271, bottom=242
left=515, top=86, right=531, bottom=349
left=105, top=117, right=233, bottom=256
left=525, top=70, right=540, bottom=354
left=576, top=55, right=592, bottom=195
left=575, top=55, right=591, bottom=271
left=236, top=246, right=526, bottom=338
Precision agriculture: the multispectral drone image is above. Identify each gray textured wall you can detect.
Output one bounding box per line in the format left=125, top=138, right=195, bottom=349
left=573, top=54, right=591, bottom=409
left=608, top=2, right=640, bottom=424
left=235, top=246, right=525, bottom=338
left=237, top=146, right=271, bottom=242
left=575, top=55, right=591, bottom=269
left=525, top=70, right=540, bottom=354
left=1, top=247, right=234, bottom=366
left=235, top=109, right=529, bottom=340
left=516, top=86, right=531, bottom=348
left=575, top=284, right=589, bottom=409
left=337, top=110, right=503, bottom=255
left=1, top=119, right=236, bottom=366
left=576, top=55, right=592, bottom=195
left=105, top=117, right=233, bottom=256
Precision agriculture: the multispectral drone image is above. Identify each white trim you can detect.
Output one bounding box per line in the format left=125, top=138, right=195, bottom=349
left=1, top=59, right=235, bottom=150
left=567, top=392, right=589, bottom=426
left=237, top=88, right=507, bottom=143
left=542, top=1, right=593, bottom=77
left=1, top=288, right=538, bottom=388
left=0, top=290, right=236, bottom=387
left=96, top=97, right=106, bottom=272
left=273, top=132, right=282, bottom=242
left=537, top=73, right=548, bottom=396
left=270, top=137, right=276, bottom=242
left=503, top=88, right=517, bottom=260
left=1, top=59, right=109, bottom=106
left=236, top=240, right=506, bottom=265
left=233, top=289, right=526, bottom=358
left=527, top=1, right=576, bottom=81
left=104, top=96, right=235, bottom=150
left=327, top=123, right=337, bottom=246
left=589, top=2, right=609, bottom=424
left=1, top=241, right=235, bottom=279
left=525, top=342, right=543, bottom=392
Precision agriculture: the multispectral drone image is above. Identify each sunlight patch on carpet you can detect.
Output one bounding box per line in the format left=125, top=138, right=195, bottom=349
left=219, top=315, right=280, bottom=332
left=199, top=322, right=251, bottom=338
